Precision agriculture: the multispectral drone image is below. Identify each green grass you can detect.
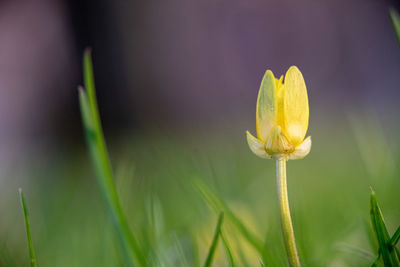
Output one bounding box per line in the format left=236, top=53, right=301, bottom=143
left=1, top=54, right=399, bottom=266
left=18, top=188, right=37, bottom=267
left=80, top=48, right=147, bottom=266
left=390, top=8, right=400, bottom=47
left=1, top=118, right=398, bottom=266
left=370, top=188, right=400, bottom=266
left=203, top=212, right=224, bottom=267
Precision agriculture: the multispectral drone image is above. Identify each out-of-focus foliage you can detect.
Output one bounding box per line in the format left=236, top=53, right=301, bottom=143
left=390, top=8, right=400, bottom=47
left=0, top=115, right=399, bottom=266
left=18, top=189, right=37, bottom=267
left=370, top=188, right=400, bottom=266
left=79, top=49, right=147, bottom=267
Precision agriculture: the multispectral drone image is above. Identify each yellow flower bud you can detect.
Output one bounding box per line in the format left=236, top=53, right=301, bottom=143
left=246, top=66, right=311, bottom=160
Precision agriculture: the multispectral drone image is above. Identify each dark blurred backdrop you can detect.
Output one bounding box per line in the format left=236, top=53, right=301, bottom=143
left=1, top=0, right=400, bottom=164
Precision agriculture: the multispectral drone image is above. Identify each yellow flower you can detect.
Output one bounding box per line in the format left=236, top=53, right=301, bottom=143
left=246, top=66, right=311, bottom=160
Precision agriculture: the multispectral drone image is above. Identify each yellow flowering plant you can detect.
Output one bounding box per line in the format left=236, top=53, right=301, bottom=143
left=246, top=66, right=311, bottom=160
left=246, top=66, right=311, bottom=267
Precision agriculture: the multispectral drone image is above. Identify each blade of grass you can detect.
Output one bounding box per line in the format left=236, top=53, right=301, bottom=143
left=390, top=225, right=400, bottom=248
left=396, top=248, right=400, bottom=263
left=220, top=231, right=235, bottom=267
left=204, top=212, right=224, bottom=267
left=193, top=179, right=263, bottom=250
left=370, top=187, right=399, bottom=266
left=172, top=234, right=190, bottom=267
left=334, top=242, right=375, bottom=260
left=371, top=252, right=380, bottom=267
left=79, top=48, right=147, bottom=267
left=18, top=188, right=37, bottom=267
left=78, top=86, right=94, bottom=131
left=390, top=8, right=400, bottom=47
left=193, top=179, right=272, bottom=265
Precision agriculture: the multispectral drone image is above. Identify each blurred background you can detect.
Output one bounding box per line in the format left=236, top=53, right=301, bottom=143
left=1, top=0, right=400, bottom=266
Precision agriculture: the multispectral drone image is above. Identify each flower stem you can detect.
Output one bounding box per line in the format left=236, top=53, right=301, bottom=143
left=276, top=158, right=301, bottom=267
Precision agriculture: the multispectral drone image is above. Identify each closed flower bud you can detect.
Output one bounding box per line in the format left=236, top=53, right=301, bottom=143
left=246, top=66, right=311, bottom=160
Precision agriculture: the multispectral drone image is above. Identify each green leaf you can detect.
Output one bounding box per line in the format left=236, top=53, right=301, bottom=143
left=18, top=188, right=37, bottom=267
left=370, top=187, right=399, bottom=266
left=390, top=8, right=400, bottom=47
left=79, top=48, right=147, bottom=267
left=204, top=212, right=224, bottom=267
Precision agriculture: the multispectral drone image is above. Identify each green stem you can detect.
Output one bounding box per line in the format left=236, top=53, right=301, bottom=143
left=276, top=158, right=301, bottom=267
left=19, top=189, right=37, bottom=267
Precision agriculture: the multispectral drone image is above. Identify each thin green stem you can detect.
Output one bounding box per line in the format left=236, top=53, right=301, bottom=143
left=276, top=158, right=301, bottom=267
left=18, top=188, right=37, bottom=267
left=204, top=212, right=224, bottom=267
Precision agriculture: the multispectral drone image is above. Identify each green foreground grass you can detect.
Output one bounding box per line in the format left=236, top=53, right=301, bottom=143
left=2, top=48, right=400, bottom=266
left=0, top=116, right=399, bottom=266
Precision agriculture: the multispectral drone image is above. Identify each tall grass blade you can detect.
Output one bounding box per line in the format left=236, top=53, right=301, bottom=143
left=204, top=212, right=224, bottom=267
left=193, top=179, right=263, bottom=250
left=172, top=234, right=190, bottom=267
left=371, top=253, right=380, bottom=267
left=220, top=232, right=235, bottom=267
left=390, top=8, right=400, bottom=47
left=334, top=242, right=375, bottom=260
left=18, top=188, right=37, bottom=267
left=79, top=48, right=147, bottom=267
left=193, top=179, right=271, bottom=264
left=391, top=225, right=400, bottom=247
left=370, top=188, right=399, bottom=266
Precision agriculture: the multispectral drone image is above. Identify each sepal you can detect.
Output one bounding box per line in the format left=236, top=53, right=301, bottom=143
left=246, top=131, right=271, bottom=159
left=288, top=136, right=311, bottom=160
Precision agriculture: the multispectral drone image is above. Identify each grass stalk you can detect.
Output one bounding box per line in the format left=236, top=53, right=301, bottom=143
left=18, top=188, right=37, bottom=267
left=390, top=225, right=400, bottom=248
left=204, top=212, right=224, bottom=267
left=79, top=48, right=147, bottom=266
left=370, top=188, right=400, bottom=266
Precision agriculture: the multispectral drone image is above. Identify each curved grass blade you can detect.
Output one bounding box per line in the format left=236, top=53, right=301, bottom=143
left=172, top=234, right=190, bottom=267
left=193, top=179, right=264, bottom=250
left=80, top=49, right=147, bottom=267
left=390, top=225, right=400, bottom=248
left=371, top=252, right=380, bottom=267
left=18, top=188, right=37, bottom=267
left=193, top=179, right=271, bottom=264
left=334, top=242, right=375, bottom=261
left=220, top=232, right=235, bottom=267
left=390, top=8, right=400, bottom=47
left=204, top=212, right=224, bottom=267
left=370, top=188, right=399, bottom=266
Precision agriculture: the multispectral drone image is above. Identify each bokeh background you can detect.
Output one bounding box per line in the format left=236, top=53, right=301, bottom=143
left=1, top=0, right=400, bottom=266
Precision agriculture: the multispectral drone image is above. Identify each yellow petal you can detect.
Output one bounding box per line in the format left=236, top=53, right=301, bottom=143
left=276, top=78, right=285, bottom=131
left=282, top=66, right=309, bottom=146
left=275, top=75, right=283, bottom=89
left=256, top=70, right=277, bottom=142
left=265, top=126, right=294, bottom=155
left=288, top=136, right=311, bottom=160
left=246, top=131, right=271, bottom=159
